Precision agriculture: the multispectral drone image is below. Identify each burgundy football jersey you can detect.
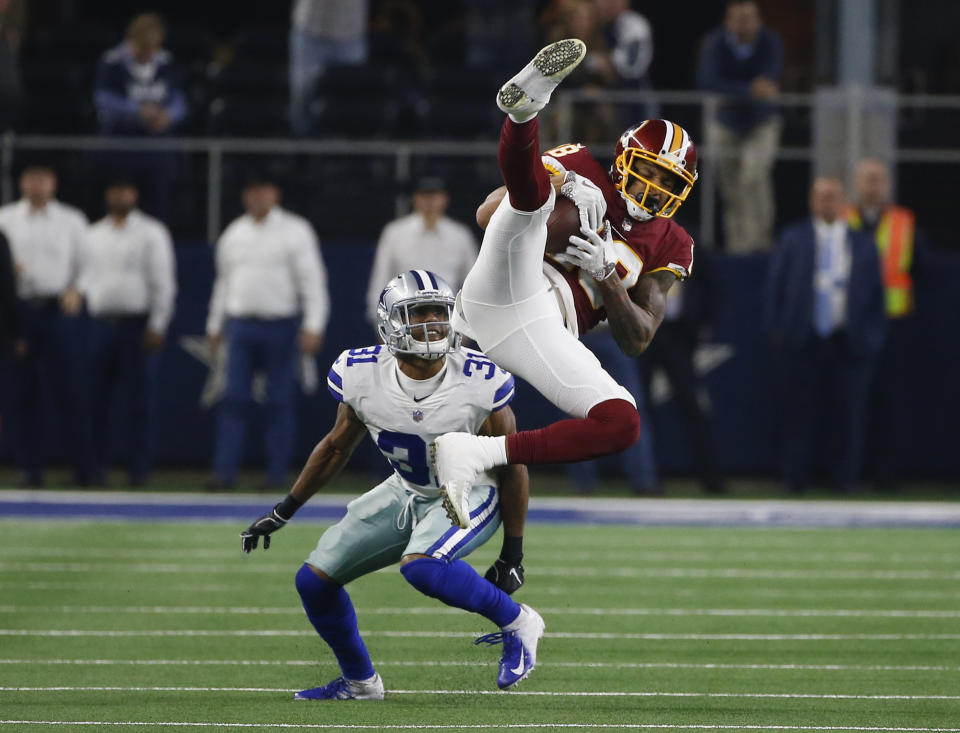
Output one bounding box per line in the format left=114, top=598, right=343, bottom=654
left=541, top=143, right=695, bottom=334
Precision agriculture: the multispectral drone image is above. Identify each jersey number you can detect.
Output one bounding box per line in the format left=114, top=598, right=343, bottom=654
left=577, top=239, right=645, bottom=310
left=346, top=346, right=381, bottom=366
left=377, top=430, right=433, bottom=486
left=544, top=143, right=583, bottom=158
left=463, top=355, right=497, bottom=380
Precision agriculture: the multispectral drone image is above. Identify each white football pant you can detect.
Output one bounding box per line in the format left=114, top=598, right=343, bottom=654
left=455, top=189, right=635, bottom=419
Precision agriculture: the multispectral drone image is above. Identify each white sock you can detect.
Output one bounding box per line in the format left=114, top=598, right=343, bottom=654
left=508, top=110, right=538, bottom=124
left=476, top=435, right=509, bottom=469
left=503, top=605, right=526, bottom=631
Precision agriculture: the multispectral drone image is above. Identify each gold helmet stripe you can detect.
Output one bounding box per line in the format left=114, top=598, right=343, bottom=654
left=669, top=122, right=684, bottom=153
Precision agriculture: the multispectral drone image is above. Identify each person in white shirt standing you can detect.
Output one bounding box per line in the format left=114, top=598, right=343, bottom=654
left=0, top=164, right=93, bottom=487
left=206, top=177, right=330, bottom=490
left=365, top=177, right=477, bottom=330
left=81, top=178, right=176, bottom=486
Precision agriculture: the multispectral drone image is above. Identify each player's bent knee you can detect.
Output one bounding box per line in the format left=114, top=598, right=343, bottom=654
left=589, top=399, right=642, bottom=453
left=400, top=557, right=448, bottom=598
left=295, top=563, right=337, bottom=602
left=617, top=406, right=643, bottom=450
left=399, top=553, right=431, bottom=567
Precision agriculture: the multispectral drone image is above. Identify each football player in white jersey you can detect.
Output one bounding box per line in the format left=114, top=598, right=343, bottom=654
left=240, top=270, right=544, bottom=699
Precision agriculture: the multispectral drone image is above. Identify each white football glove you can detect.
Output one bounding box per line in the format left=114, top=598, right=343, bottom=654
left=560, top=171, right=607, bottom=233
left=555, top=220, right=618, bottom=281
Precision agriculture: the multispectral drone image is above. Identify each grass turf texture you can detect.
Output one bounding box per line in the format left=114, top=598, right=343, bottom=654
left=0, top=520, right=958, bottom=731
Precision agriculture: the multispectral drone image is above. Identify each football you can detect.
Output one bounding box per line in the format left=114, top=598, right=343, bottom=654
left=544, top=195, right=584, bottom=256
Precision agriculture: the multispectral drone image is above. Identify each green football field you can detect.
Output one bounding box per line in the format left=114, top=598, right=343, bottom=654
left=1, top=519, right=959, bottom=731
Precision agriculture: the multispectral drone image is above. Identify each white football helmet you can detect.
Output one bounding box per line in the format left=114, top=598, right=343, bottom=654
left=376, top=270, right=460, bottom=361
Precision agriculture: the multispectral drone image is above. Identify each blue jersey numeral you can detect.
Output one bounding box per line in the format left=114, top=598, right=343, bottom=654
left=377, top=430, right=433, bottom=486
left=346, top=346, right=382, bottom=366
left=463, top=355, right=496, bottom=380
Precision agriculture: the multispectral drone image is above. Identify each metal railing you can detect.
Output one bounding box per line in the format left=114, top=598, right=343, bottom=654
left=4, top=88, right=960, bottom=246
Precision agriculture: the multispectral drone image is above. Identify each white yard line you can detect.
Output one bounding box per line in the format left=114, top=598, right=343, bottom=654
left=7, top=582, right=960, bottom=601
left=3, top=604, right=960, bottom=618
left=1, top=722, right=959, bottom=731
left=0, top=581, right=236, bottom=591
left=3, top=629, right=960, bottom=640
left=1, top=658, right=958, bottom=672
left=3, top=686, right=960, bottom=701
left=712, top=588, right=960, bottom=601
left=2, top=562, right=958, bottom=580
left=3, top=546, right=957, bottom=565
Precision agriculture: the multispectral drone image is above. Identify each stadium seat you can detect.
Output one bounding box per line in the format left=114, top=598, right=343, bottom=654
left=232, top=30, right=288, bottom=64
left=28, top=26, right=116, bottom=65
left=310, top=66, right=403, bottom=138
left=207, top=62, right=287, bottom=98
left=426, top=69, right=501, bottom=100
left=207, top=94, right=288, bottom=137
left=18, top=64, right=95, bottom=134
left=418, top=100, right=500, bottom=140
left=312, top=97, right=398, bottom=138
left=164, top=27, right=213, bottom=65
left=417, top=69, right=503, bottom=139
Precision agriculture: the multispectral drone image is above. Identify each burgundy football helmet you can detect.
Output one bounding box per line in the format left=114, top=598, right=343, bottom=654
left=610, top=119, right=698, bottom=221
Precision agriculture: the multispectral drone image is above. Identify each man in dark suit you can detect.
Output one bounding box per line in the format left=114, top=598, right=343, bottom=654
left=764, top=177, right=885, bottom=493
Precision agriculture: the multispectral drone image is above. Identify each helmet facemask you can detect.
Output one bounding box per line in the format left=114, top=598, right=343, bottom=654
left=615, top=147, right=696, bottom=220
left=376, top=270, right=461, bottom=362
left=380, top=300, right=460, bottom=361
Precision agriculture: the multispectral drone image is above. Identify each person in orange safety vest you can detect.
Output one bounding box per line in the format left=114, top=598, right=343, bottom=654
left=847, top=159, right=917, bottom=319
left=848, top=158, right=924, bottom=489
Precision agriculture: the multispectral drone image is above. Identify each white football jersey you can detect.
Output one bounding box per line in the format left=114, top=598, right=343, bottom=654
left=327, top=346, right=515, bottom=496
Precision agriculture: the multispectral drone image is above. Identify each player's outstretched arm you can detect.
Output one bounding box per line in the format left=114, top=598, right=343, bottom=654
left=479, top=404, right=528, bottom=594
left=240, top=403, right=367, bottom=553
left=475, top=175, right=566, bottom=230
left=599, top=269, right=676, bottom=357
left=476, top=187, right=507, bottom=230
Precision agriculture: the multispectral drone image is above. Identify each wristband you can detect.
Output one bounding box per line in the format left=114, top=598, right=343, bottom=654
left=592, top=262, right=617, bottom=281
left=274, top=493, right=304, bottom=522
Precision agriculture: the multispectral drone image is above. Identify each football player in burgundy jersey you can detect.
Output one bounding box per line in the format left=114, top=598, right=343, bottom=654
left=430, top=39, right=699, bottom=529
left=538, top=128, right=697, bottom=334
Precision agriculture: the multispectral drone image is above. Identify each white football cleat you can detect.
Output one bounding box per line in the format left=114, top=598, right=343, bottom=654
left=510, top=604, right=545, bottom=671
left=497, top=38, right=587, bottom=121
left=431, top=433, right=491, bottom=529
left=441, top=479, right=472, bottom=530
left=475, top=603, right=546, bottom=689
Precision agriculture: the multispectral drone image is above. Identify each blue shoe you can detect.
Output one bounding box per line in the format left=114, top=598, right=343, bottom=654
left=474, top=603, right=545, bottom=689
left=293, top=673, right=384, bottom=700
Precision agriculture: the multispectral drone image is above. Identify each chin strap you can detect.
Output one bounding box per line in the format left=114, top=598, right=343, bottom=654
left=623, top=193, right=654, bottom=221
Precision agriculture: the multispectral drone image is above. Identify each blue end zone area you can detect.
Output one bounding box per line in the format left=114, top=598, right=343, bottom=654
left=2, top=491, right=960, bottom=528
